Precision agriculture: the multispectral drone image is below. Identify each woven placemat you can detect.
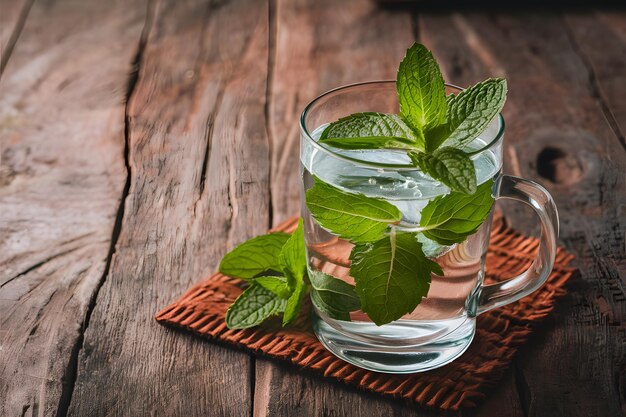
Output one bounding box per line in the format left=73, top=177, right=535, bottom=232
left=155, top=215, right=576, bottom=410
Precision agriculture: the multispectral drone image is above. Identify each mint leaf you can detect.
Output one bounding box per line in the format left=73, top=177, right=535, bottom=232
left=282, top=277, right=307, bottom=325
left=419, top=179, right=495, bottom=245
left=409, top=147, right=477, bottom=194
left=311, top=291, right=350, bottom=321
left=305, top=177, right=402, bottom=244
left=319, top=112, right=424, bottom=151
left=219, top=232, right=290, bottom=280
left=278, top=218, right=307, bottom=290
left=397, top=43, right=446, bottom=133
left=254, top=276, right=291, bottom=299
left=225, top=283, right=287, bottom=329
left=277, top=219, right=308, bottom=325
left=309, top=270, right=360, bottom=321
left=440, top=78, right=507, bottom=148
left=350, top=231, right=442, bottom=325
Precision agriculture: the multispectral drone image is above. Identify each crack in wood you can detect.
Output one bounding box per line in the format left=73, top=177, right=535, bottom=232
left=264, top=0, right=277, bottom=229
left=563, top=18, right=626, bottom=153
left=20, top=403, right=30, bottom=417
left=53, top=1, right=157, bottom=416
left=196, top=0, right=227, bottom=202
left=23, top=288, right=58, bottom=340
left=249, top=0, right=278, bottom=412
left=198, top=82, right=226, bottom=200
left=1, top=246, right=81, bottom=289
left=249, top=355, right=256, bottom=417
left=0, top=0, right=35, bottom=78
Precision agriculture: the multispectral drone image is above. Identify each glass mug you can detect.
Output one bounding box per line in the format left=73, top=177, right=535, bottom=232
left=299, top=81, right=558, bottom=373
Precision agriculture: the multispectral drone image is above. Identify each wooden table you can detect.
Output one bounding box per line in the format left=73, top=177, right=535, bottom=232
left=1, top=0, right=624, bottom=416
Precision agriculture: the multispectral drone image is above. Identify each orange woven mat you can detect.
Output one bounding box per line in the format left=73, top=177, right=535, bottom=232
left=155, top=215, right=576, bottom=410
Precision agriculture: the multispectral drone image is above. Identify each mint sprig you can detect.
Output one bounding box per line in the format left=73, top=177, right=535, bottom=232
left=219, top=42, right=502, bottom=330
left=221, top=219, right=309, bottom=329
left=318, top=43, right=507, bottom=194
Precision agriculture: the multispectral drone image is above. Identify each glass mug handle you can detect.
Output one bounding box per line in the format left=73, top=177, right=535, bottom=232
left=477, top=175, right=559, bottom=314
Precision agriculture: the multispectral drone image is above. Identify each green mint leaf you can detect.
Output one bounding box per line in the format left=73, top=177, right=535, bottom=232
left=311, top=291, right=350, bottom=321
left=254, top=276, right=291, bottom=299
left=305, top=177, right=403, bottom=244
left=419, top=179, right=495, bottom=245
left=278, top=218, right=306, bottom=290
left=309, top=270, right=360, bottom=321
left=409, top=147, right=477, bottom=194
left=440, top=78, right=507, bottom=148
left=397, top=43, right=446, bottom=133
left=319, top=112, right=424, bottom=151
left=277, top=219, right=308, bottom=325
left=219, top=232, right=290, bottom=280
left=320, top=136, right=419, bottom=151
left=349, top=231, right=441, bottom=325
left=225, top=283, right=287, bottom=329
left=282, top=277, right=307, bottom=326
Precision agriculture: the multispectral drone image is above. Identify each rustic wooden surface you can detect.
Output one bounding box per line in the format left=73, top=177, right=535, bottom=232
left=0, top=0, right=624, bottom=416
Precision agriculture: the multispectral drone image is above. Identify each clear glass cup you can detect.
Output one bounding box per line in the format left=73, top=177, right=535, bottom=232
left=300, top=81, right=559, bottom=373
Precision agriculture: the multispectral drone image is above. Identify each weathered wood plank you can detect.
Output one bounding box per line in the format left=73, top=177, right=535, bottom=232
left=0, top=0, right=147, bottom=415
left=565, top=12, right=626, bottom=151
left=422, top=12, right=625, bottom=417
left=67, top=0, right=273, bottom=415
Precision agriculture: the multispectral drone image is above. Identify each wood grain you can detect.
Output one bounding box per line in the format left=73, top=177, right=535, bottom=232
left=421, top=12, right=625, bottom=417
left=67, top=0, right=273, bottom=414
left=0, top=0, right=147, bottom=415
